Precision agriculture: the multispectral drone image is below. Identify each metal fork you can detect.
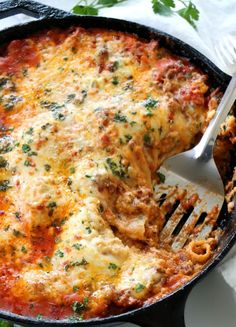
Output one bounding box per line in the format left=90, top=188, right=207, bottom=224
left=156, top=36, right=236, bottom=251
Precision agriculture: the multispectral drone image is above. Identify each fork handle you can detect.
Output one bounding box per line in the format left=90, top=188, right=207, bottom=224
left=194, top=74, right=236, bottom=160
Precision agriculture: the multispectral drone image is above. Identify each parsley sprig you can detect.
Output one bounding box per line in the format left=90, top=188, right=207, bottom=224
left=72, top=0, right=199, bottom=29
left=152, top=0, right=199, bottom=29
left=72, top=0, right=128, bottom=16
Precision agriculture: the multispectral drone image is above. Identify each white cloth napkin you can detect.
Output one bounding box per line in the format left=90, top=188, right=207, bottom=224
left=0, top=0, right=235, bottom=294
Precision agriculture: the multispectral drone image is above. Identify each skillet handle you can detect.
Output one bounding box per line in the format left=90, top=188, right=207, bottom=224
left=120, top=289, right=190, bottom=327
left=0, top=0, right=70, bottom=20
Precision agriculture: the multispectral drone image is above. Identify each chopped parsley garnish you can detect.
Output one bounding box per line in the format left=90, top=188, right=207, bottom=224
left=143, top=96, right=158, bottom=116
left=24, top=160, right=32, bottom=167
left=73, top=243, right=83, bottom=250
left=71, top=298, right=89, bottom=313
left=28, top=151, right=37, bottom=157
left=13, top=229, right=24, bottom=237
left=40, top=100, right=64, bottom=111
left=22, top=144, right=31, bottom=153
left=81, top=90, right=87, bottom=103
left=67, top=177, right=73, bottom=186
left=110, top=61, right=119, bottom=72
left=112, top=76, right=119, bottom=85
left=105, top=157, right=128, bottom=179
left=0, top=156, right=8, bottom=168
left=47, top=201, right=57, bottom=208
left=0, top=180, right=11, bottom=192
left=55, top=249, right=64, bottom=258
left=41, top=123, right=51, bottom=130
left=144, top=97, right=158, bottom=108
left=97, top=203, right=104, bottom=213
left=36, top=314, right=43, bottom=320
left=125, top=134, right=132, bottom=142
left=135, top=283, right=146, bottom=293
left=53, top=111, right=65, bottom=121
left=44, top=164, right=51, bottom=172
left=40, top=100, right=65, bottom=121
left=67, top=93, right=76, bottom=101
left=3, top=95, right=22, bottom=111
left=26, top=127, right=34, bottom=135
left=0, top=137, right=13, bottom=154
left=130, top=121, right=137, bottom=127
left=22, top=68, right=28, bottom=77
left=64, top=264, right=70, bottom=271
left=73, top=286, right=79, bottom=292
left=86, top=226, right=92, bottom=234
left=157, top=171, right=166, bottom=183
left=21, top=245, right=27, bottom=253
left=70, top=167, right=76, bottom=174
left=114, top=112, right=127, bottom=123
left=14, top=212, right=21, bottom=219
left=68, top=258, right=88, bottom=269
left=108, top=262, right=118, bottom=270
left=143, top=134, right=152, bottom=147
left=0, top=77, right=8, bottom=89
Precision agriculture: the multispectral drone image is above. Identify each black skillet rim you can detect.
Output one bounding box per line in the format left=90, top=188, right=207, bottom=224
left=0, top=13, right=235, bottom=326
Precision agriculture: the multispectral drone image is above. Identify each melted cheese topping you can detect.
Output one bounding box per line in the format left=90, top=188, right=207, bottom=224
left=0, top=27, right=218, bottom=320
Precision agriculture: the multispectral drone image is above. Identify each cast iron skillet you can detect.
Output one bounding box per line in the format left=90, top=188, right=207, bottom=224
left=0, top=1, right=235, bottom=326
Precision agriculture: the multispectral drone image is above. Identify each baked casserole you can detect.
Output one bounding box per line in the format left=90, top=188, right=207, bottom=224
left=0, top=26, right=235, bottom=320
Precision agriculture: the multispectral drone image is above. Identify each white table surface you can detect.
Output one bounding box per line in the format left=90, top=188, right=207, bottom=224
left=0, top=1, right=235, bottom=326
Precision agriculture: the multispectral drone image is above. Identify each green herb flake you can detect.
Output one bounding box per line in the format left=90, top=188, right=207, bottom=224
left=4, top=95, right=22, bottom=111
left=67, top=93, right=76, bottom=101
left=0, top=156, right=8, bottom=168
left=71, top=297, right=89, bottom=313
left=67, top=177, right=73, bottom=186
left=24, top=160, right=31, bottom=167
left=55, top=249, right=64, bottom=258
left=65, top=264, right=70, bottom=271
left=14, top=212, right=21, bottom=219
left=144, top=97, right=158, bottom=109
left=0, top=180, right=11, bottom=192
left=105, top=157, right=128, bottom=179
left=70, top=167, right=76, bottom=174
left=135, top=283, right=146, bottom=293
left=13, top=229, right=23, bottom=237
left=97, top=203, right=104, bottom=213
left=26, top=127, right=34, bottom=135
left=21, top=245, right=27, bottom=253
left=114, top=112, right=127, bottom=123
left=130, top=121, right=137, bottom=127
left=110, top=61, right=119, bottom=72
left=28, top=151, right=37, bottom=157
left=36, top=314, right=43, bottom=320
left=22, top=144, right=31, bottom=153
left=86, top=226, right=92, bottom=234
left=47, top=201, right=57, bottom=208
left=0, top=77, right=8, bottom=89
left=112, top=76, right=119, bottom=85
left=73, top=285, right=79, bottom=292
left=72, top=243, right=83, bottom=250
left=125, top=134, right=132, bottom=143
left=143, top=134, right=152, bottom=147
left=44, top=164, right=51, bottom=172
left=157, top=171, right=166, bottom=183
left=108, top=262, right=118, bottom=270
